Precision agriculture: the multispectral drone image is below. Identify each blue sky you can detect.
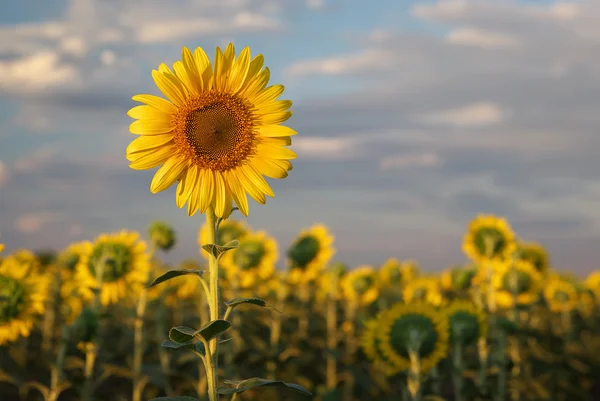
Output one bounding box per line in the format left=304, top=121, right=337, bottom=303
left=1, top=0, right=599, bottom=275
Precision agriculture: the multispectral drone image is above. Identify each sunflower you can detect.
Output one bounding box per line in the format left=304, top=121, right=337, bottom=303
left=3, top=249, right=41, bottom=276
left=0, top=255, right=49, bottom=345
left=126, top=44, right=296, bottom=218
left=75, top=231, right=151, bottom=306
left=543, top=276, right=578, bottom=313
left=316, top=262, right=348, bottom=301
left=199, top=219, right=249, bottom=259
left=584, top=271, right=600, bottom=298
left=220, top=230, right=277, bottom=289
left=403, top=277, right=443, bottom=306
left=492, top=260, right=542, bottom=308
left=444, top=300, right=487, bottom=346
left=361, top=316, right=400, bottom=376
left=378, top=258, right=407, bottom=289
left=341, top=265, right=379, bottom=307
left=516, top=242, right=549, bottom=275
left=376, top=302, right=449, bottom=373
left=441, top=265, right=476, bottom=293
left=287, top=224, right=335, bottom=284
left=462, top=214, right=516, bottom=263
left=0, top=244, right=4, bottom=254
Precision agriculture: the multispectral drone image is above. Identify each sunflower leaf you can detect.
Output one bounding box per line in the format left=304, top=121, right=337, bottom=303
left=217, top=377, right=312, bottom=396
left=225, top=297, right=267, bottom=308
left=160, top=339, right=205, bottom=356
left=202, top=240, right=239, bottom=260
left=168, top=326, right=197, bottom=344
left=194, top=320, right=232, bottom=342
left=146, top=269, right=204, bottom=288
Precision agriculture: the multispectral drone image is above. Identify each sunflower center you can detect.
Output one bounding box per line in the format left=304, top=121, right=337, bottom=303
left=61, top=253, right=80, bottom=272
left=217, top=225, right=246, bottom=246
left=502, top=269, right=531, bottom=294
left=449, top=310, right=480, bottom=346
left=288, top=235, right=320, bottom=269
left=0, top=275, right=26, bottom=323
left=389, top=313, right=438, bottom=358
left=474, top=227, right=507, bottom=258
left=352, top=274, right=374, bottom=295
left=87, top=242, right=133, bottom=283
left=173, top=91, right=255, bottom=172
left=234, top=240, right=266, bottom=271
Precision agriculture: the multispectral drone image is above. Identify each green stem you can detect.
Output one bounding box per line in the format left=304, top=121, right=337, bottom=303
left=267, top=291, right=283, bottom=380
left=342, top=301, right=357, bottom=401
left=205, top=207, right=220, bottom=401
left=156, top=303, right=175, bottom=396
left=496, top=331, right=507, bottom=401
left=452, top=342, right=464, bottom=401
left=407, top=352, right=422, bottom=401
left=48, top=326, right=71, bottom=401
left=326, top=292, right=338, bottom=390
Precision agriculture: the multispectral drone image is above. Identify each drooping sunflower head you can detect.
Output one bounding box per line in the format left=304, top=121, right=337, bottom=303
left=75, top=230, right=151, bottom=306
left=516, top=242, right=549, bottom=275
left=444, top=300, right=487, bottom=346
left=316, top=262, right=348, bottom=301
left=360, top=315, right=401, bottom=376
left=287, top=224, right=335, bottom=284
left=441, top=265, right=477, bottom=293
left=126, top=44, right=296, bottom=218
left=3, top=249, right=41, bottom=276
left=378, top=258, right=406, bottom=289
left=462, top=214, right=516, bottom=263
left=221, top=230, right=278, bottom=289
left=58, top=241, right=91, bottom=279
left=403, top=277, right=443, bottom=306
left=341, top=265, right=379, bottom=307
left=543, top=276, right=578, bottom=313
left=199, top=219, right=249, bottom=259
left=0, top=256, right=49, bottom=345
left=148, top=221, right=176, bottom=251
left=377, top=302, right=449, bottom=374
left=492, top=260, right=542, bottom=309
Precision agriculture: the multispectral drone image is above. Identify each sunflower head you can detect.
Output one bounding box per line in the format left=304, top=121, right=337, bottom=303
left=288, top=224, right=335, bottom=284
left=445, top=300, right=487, bottom=346
left=378, top=258, right=406, bottom=289
left=403, top=277, right=443, bottom=306
left=148, top=221, right=176, bottom=251
left=76, top=231, right=150, bottom=305
left=316, top=262, right=348, bottom=301
left=543, top=276, right=578, bottom=313
left=441, top=265, right=477, bottom=293
left=516, top=242, right=549, bottom=275
left=341, top=265, right=379, bottom=307
left=360, top=316, right=401, bottom=376
left=462, top=214, right=516, bottom=263
left=492, top=260, right=542, bottom=308
left=221, top=230, right=277, bottom=288
left=126, top=44, right=296, bottom=218
left=377, top=302, right=449, bottom=373
left=58, top=241, right=90, bottom=278
left=199, top=219, right=248, bottom=259
left=3, top=249, right=41, bottom=276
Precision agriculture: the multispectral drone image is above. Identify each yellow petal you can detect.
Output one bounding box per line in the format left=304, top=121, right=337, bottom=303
left=173, top=61, right=199, bottom=96
left=250, top=158, right=289, bottom=179
left=261, top=111, right=292, bottom=125
left=132, top=94, right=178, bottom=114
left=150, top=156, right=189, bottom=193
left=187, top=179, right=201, bottom=216
left=238, top=166, right=267, bottom=204
left=226, top=170, right=249, bottom=216
left=256, top=124, right=297, bottom=138
left=182, top=46, right=203, bottom=92
left=199, top=169, right=214, bottom=214
left=244, top=54, right=264, bottom=86
left=126, top=134, right=174, bottom=156
left=127, top=105, right=171, bottom=121
left=129, top=119, right=173, bottom=135
left=213, top=172, right=227, bottom=217
left=257, top=143, right=297, bottom=159
left=128, top=144, right=176, bottom=170
left=152, top=70, right=188, bottom=107
left=178, top=164, right=199, bottom=205
left=262, top=136, right=292, bottom=146
left=194, top=47, right=213, bottom=90
left=253, top=85, right=284, bottom=106
left=243, top=164, right=274, bottom=198
left=228, top=46, right=251, bottom=93
left=257, top=100, right=292, bottom=115
left=241, top=67, right=270, bottom=99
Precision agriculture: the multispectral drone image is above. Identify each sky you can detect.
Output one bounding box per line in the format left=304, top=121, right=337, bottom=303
left=1, top=0, right=599, bottom=275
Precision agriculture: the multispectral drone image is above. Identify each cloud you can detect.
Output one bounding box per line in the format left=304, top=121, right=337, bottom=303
left=418, top=102, right=506, bottom=127
left=446, top=27, right=521, bottom=49
left=292, top=137, right=358, bottom=159
left=286, top=49, right=391, bottom=77
left=379, top=152, right=442, bottom=170
left=14, top=212, right=63, bottom=234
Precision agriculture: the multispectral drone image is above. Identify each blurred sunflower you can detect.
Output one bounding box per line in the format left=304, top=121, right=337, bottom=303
left=445, top=300, right=487, bottom=346
left=316, top=262, right=348, bottom=301
left=401, top=260, right=420, bottom=281
left=378, top=258, right=405, bottom=289
left=0, top=256, right=49, bottom=345
left=361, top=316, right=400, bottom=376
left=221, top=230, right=278, bottom=288
left=492, top=260, right=542, bottom=308
left=403, top=277, right=443, bottom=306
left=76, top=231, right=151, bottom=306
left=341, top=265, right=379, bottom=307
left=126, top=44, right=296, bottom=218
left=256, top=271, right=288, bottom=301
left=287, top=224, right=335, bottom=284
left=516, top=242, right=549, bottom=275
left=168, top=260, right=206, bottom=304
left=58, top=242, right=90, bottom=280
left=577, top=288, right=596, bottom=317
left=376, top=302, right=449, bottom=373
left=543, top=276, right=578, bottom=313
left=3, top=249, right=40, bottom=276
left=584, top=271, right=600, bottom=298
left=441, top=265, right=477, bottom=293
left=0, top=244, right=4, bottom=254
left=462, top=214, right=516, bottom=263
left=199, top=219, right=249, bottom=259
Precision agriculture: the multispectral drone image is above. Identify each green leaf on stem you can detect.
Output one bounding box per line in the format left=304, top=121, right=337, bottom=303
left=196, top=319, right=231, bottom=342
left=168, top=326, right=196, bottom=344
left=202, top=240, right=239, bottom=260
left=217, top=378, right=312, bottom=396
left=146, top=269, right=204, bottom=288
left=160, top=339, right=205, bottom=355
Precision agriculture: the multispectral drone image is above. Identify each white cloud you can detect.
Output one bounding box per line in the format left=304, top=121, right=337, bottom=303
left=14, top=212, right=63, bottom=234
left=12, top=147, right=60, bottom=172
left=379, top=152, right=442, bottom=170
left=100, top=49, right=117, bottom=66
left=418, top=102, right=506, bottom=127
left=293, top=137, right=358, bottom=159
left=286, top=49, right=390, bottom=77
left=446, top=27, right=521, bottom=49
left=59, top=35, right=87, bottom=56
left=306, top=0, right=326, bottom=10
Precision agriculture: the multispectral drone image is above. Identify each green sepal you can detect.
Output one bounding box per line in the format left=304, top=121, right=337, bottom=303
left=196, top=319, right=231, bottom=342
left=160, top=339, right=205, bottom=355
left=202, top=240, right=239, bottom=260
left=168, top=326, right=196, bottom=344
left=146, top=269, right=204, bottom=288
left=217, top=377, right=312, bottom=396
left=149, top=397, right=200, bottom=401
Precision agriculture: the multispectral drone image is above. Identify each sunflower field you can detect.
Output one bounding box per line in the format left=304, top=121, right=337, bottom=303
left=2, top=44, right=600, bottom=401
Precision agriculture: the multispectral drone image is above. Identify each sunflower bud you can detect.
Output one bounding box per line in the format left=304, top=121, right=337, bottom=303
left=149, top=221, right=176, bottom=251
